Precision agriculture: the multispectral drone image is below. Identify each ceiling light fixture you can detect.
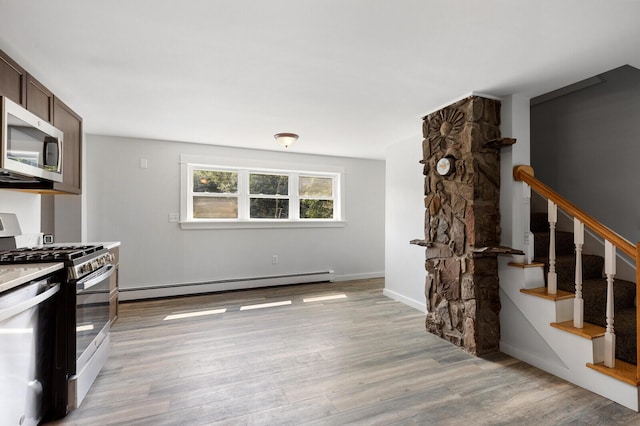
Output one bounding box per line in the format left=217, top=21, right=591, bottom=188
left=274, top=132, right=298, bottom=148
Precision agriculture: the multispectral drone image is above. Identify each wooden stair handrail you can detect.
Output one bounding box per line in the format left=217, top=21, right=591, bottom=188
left=515, top=164, right=640, bottom=379
left=513, top=165, right=636, bottom=259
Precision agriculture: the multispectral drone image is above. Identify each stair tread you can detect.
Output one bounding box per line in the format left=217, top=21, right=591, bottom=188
left=508, top=261, right=545, bottom=269
left=520, top=287, right=574, bottom=301
left=587, top=360, right=640, bottom=386
left=550, top=320, right=605, bottom=339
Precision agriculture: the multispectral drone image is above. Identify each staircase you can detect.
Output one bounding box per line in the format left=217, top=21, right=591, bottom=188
left=531, top=212, right=638, bottom=365
left=498, top=165, right=640, bottom=411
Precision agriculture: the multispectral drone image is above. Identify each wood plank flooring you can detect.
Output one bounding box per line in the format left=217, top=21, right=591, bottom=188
left=46, top=278, right=640, bottom=425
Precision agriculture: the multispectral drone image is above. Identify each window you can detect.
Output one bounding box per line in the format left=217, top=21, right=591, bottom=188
left=299, top=175, right=334, bottom=219
left=192, top=169, right=238, bottom=218
left=181, top=156, right=344, bottom=228
left=249, top=173, right=289, bottom=219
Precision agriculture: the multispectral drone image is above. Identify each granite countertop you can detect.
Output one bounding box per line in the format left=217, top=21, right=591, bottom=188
left=0, top=263, right=65, bottom=293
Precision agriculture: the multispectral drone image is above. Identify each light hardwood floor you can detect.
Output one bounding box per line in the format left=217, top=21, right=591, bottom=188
left=47, top=278, right=640, bottom=425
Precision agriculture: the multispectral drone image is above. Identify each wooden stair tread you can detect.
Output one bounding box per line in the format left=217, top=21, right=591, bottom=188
left=520, top=287, right=574, bottom=301
left=550, top=320, right=605, bottom=339
left=508, top=261, right=545, bottom=269
left=587, top=360, right=640, bottom=386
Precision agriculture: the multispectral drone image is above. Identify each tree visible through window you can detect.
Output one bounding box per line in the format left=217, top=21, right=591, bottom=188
left=299, top=176, right=334, bottom=219
left=250, top=173, right=289, bottom=219
left=192, top=169, right=238, bottom=218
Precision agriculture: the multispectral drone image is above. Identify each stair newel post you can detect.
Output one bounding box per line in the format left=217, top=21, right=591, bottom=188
left=604, top=240, right=616, bottom=368
left=547, top=200, right=558, bottom=295
left=522, top=182, right=534, bottom=264
left=573, top=219, right=584, bottom=329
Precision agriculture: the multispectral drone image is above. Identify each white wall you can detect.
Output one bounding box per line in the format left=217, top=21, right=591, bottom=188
left=53, top=195, right=83, bottom=243
left=500, top=94, right=532, bottom=255
left=85, top=135, right=385, bottom=293
left=383, top=135, right=426, bottom=311
left=0, top=190, right=40, bottom=234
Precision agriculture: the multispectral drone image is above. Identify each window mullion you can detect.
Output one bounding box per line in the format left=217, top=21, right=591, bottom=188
left=238, top=170, right=249, bottom=220
left=291, top=173, right=300, bottom=220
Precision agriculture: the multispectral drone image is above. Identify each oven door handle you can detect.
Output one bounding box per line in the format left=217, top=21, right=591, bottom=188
left=77, top=264, right=116, bottom=291
left=0, top=283, right=60, bottom=322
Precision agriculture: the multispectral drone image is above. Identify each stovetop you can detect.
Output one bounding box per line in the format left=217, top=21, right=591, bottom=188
left=0, top=245, right=105, bottom=264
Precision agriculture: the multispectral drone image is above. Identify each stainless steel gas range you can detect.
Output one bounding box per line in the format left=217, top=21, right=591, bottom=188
left=0, top=217, right=115, bottom=419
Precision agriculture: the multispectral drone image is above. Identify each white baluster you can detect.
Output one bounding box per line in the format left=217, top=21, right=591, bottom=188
left=573, top=219, right=584, bottom=328
left=604, top=240, right=616, bottom=368
left=547, top=200, right=558, bottom=295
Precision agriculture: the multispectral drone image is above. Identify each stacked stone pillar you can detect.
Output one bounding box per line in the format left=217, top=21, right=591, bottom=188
left=413, top=95, right=512, bottom=356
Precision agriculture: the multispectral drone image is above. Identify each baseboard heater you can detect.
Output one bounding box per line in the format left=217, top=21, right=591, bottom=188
left=119, top=270, right=335, bottom=301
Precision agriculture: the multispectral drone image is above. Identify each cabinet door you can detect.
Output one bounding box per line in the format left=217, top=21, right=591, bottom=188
left=53, top=97, right=83, bottom=194
left=26, top=73, right=54, bottom=122
left=0, top=48, right=26, bottom=106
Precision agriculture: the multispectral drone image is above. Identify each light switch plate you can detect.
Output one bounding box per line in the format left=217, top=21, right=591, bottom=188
left=168, top=213, right=179, bottom=223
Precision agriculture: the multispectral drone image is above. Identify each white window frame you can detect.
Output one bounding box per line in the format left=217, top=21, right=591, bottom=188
left=179, top=154, right=345, bottom=229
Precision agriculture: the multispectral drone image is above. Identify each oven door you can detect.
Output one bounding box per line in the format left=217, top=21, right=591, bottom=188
left=69, top=264, right=115, bottom=409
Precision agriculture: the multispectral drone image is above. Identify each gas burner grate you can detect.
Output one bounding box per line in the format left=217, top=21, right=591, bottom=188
left=0, top=245, right=105, bottom=264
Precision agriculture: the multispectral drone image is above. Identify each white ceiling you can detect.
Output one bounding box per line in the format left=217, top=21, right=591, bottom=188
left=1, top=1, right=639, bottom=159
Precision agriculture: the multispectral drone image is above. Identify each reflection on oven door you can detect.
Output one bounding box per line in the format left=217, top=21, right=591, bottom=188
left=76, top=287, right=110, bottom=370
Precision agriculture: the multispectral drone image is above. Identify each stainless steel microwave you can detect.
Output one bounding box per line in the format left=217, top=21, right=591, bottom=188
left=1, top=96, right=63, bottom=183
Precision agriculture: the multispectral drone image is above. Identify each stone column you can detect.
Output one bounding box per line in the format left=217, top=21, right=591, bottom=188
left=413, top=95, right=515, bottom=356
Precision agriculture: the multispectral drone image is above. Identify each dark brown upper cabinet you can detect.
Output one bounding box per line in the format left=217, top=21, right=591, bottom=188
left=26, top=73, right=54, bottom=122
left=53, top=97, right=83, bottom=194
left=0, top=48, right=27, bottom=106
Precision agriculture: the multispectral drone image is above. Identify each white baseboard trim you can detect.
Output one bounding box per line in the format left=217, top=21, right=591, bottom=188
left=120, top=270, right=335, bottom=301
left=333, top=271, right=385, bottom=282
left=382, top=288, right=426, bottom=313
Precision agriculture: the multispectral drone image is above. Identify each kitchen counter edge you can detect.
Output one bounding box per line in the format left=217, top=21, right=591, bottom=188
left=0, top=263, right=65, bottom=293
left=101, top=241, right=121, bottom=250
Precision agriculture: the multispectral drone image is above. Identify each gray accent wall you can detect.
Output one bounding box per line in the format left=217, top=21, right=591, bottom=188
left=531, top=65, right=640, bottom=243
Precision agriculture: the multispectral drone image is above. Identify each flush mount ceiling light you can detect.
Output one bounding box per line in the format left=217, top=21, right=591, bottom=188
left=274, top=132, right=298, bottom=148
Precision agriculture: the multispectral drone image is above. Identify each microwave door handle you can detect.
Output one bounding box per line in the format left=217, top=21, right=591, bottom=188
left=0, top=283, right=60, bottom=322
left=57, top=138, right=63, bottom=173
left=77, top=264, right=115, bottom=291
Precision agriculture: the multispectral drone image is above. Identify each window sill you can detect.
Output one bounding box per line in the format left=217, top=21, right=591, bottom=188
left=179, top=220, right=346, bottom=230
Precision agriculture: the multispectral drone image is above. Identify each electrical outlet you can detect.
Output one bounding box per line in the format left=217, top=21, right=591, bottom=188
left=272, top=255, right=278, bottom=264
left=168, top=213, right=179, bottom=223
